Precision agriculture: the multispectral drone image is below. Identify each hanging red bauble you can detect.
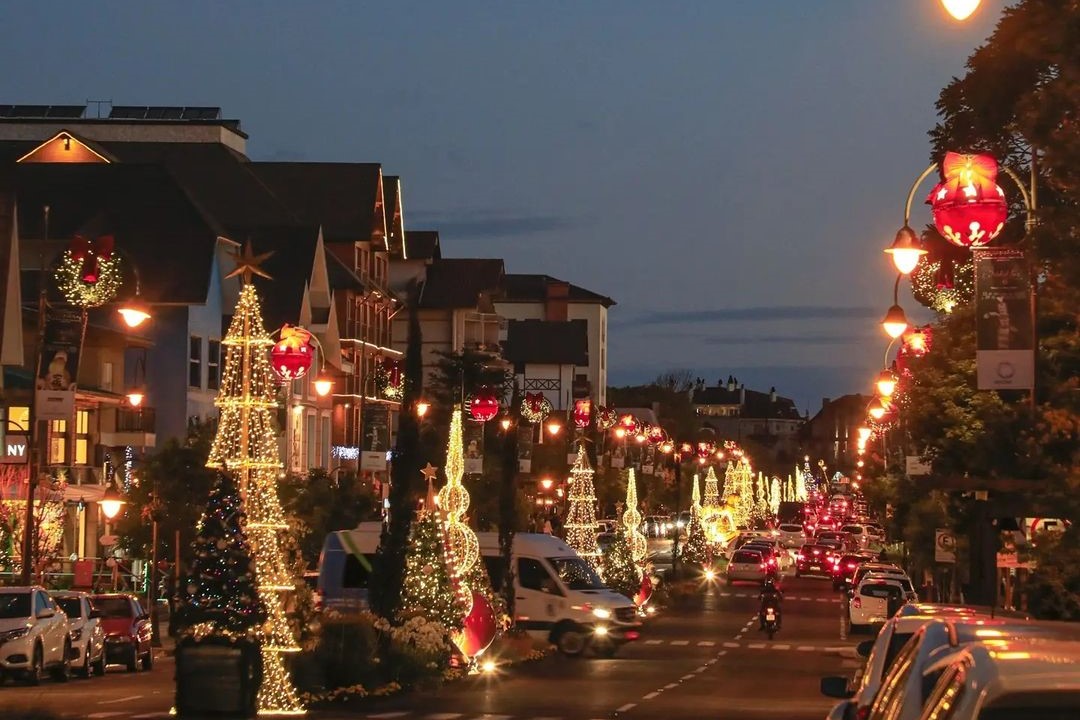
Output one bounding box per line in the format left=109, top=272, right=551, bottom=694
left=696, top=441, right=715, bottom=459
left=468, top=386, right=500, bottom=422
left=901, top=325, right=933, bottom=358
left=927, top=152, right=1008, bottom=249
left=572, top=398, right=592, bottom=428
left=648, top=425, right=666, bottom=444
left=619, top=414, right=638, bottom=434
left=453, top=590, right=497, bottom=658
left=270, top=324, right=314, bottom=382
left=595, top=406, right=617, bottom=431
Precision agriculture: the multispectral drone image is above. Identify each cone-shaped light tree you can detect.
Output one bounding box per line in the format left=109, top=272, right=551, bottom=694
left=205, top=280, right=304, bottom=715
left=565, top=444, right=601, bottom=567
left=680, top=473, right=709, bottom=567
left=769, top=476, right=781, bottom=516
left=439, top=408, right=480, bottom=578
left=622, top=469, right=647, bottom=566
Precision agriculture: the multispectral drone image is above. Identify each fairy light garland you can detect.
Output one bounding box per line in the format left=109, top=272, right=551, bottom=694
left=564, top=445, right=601, bottom=568
left=911, top=257, right=974, bottom=314
left=438, top=409, right=480, bottom=575
left=54, top=251, right=122, bottom=308
left=622, top=469, right=647, bottom=565
left=205, top=283, right=305, bottom=716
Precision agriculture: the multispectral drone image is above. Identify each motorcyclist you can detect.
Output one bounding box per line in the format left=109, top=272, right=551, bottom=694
left=759, top=576, right=784, bottom=630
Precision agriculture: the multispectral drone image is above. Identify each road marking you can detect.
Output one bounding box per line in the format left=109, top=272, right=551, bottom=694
left=643, top=691, right=660, bottom=700
left=644, top=639, right=663, bottom=645
left=131, top=715, right=171, bottom=719
left=748, top=642, right=766, bottom=649
left=671, top=640, right=689, bottom=646
left=772, top=644, right=791, bottom=650
left=719, top=592, right=731, bottom=596
left=369, top=714, right=410, bottom=719
left=734, top=634, right=743, bottom=640
left=817, top=597, right=831, bottom=602
left=681, top=673, right=695, bottom=680
left=797, top=645, right=816, bottom=651
left=425, top=715, right=463, bottom=720
left=697, top=641, right=715, bottom=646
left=664, top=682, right=678, bottom=689
left=723, top=641, right=740, bottom=648
left=696, top=665, right=708, bottom=672
left=717, top=650, right=727, bottom=656
left=97, top=696, right=144, bottom=705
left=616, top=703, right=637, bottom=713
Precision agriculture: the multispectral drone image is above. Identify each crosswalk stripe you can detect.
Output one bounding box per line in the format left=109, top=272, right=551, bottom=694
left=747, top=642, right=766, bottom=649
left=797, top=645, right=816, bottom=651
left=671, top=640, right=689, bottom=646
left=425, top=714, right=463, bottom=720
left=698, top=641, right=715, bottom=646
left=723, top=641, right=739, bottom=648
left=772, top=644, right=791, bottom=650
left=644, top=639, right=662, bottom=645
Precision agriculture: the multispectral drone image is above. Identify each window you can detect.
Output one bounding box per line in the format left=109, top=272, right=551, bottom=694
left=732, top=550, right=762, bottom=564
left=306, top=414, right=316, bottom=469
left=34, top=591, right=50, bottom=616
left=101, top=361, right=114, bottom=391
left=549, top=557, right=604, bottom=590
left=74, top=409, right=90, bottom=465
left=189, top=336, right=202, bottom=388
left=517, top=558, right=555, bottom=592
left=6, top=406, right=29, bottom=433
left=207, top=340, right=221, bottom=390
left=48, top=419, right=67, bottom=464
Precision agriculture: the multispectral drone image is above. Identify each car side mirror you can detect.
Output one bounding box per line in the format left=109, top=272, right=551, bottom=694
left=36, top=608, right=55, bottom=619
left=857, top=640, right=874, bottom=658
left=820, top=676, right=855, bottom=699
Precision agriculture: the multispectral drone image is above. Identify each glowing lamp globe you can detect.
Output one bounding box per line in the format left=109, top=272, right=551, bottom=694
left=117, top=299, right=152, bottom=328
left=885, top=225, right=927, bottom=275
left=875, top=370, right=897, bottom=398
left=313, top=374, right=333, bottom=397
left=942, top=0, right=980, bottom=21
left=100, top=484, right=126, bottom=521
left=126, top=389, right=146, bottom=408
left=867, top=397, right=887, bottom=422
left=648, top=425, right=666, bottom=444
left=572, top=398, right=592, bottom=428
left=415, top=400, right=431, bottom=418
left=619, top=414, right=638, bottom=434
left=927, top=152, right=1008, bottom=249
left=468, top=387, right=500, bottom=422
left=882, top=304, right=909, bottom=339
left=270, top=325, right=314, bottom=382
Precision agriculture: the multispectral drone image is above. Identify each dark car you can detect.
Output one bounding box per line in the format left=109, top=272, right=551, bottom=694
left=831, top=553, right=867, bottom=590
left=90, top=594, right=153, bottom=672
left=795, top=544, right=835, bottom=577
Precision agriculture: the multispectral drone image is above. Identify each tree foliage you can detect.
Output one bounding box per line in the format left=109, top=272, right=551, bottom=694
left=277, top=468, right=380, bottom=569
left=601, top=530, right=640, bottom=600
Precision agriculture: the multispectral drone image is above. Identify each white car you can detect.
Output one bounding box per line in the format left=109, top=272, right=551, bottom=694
left=862, top=571, right=917, bottom=602
left=776, top=523, right=805, bottom=549
left=53, top=591, right=106, bottom=678
left=0, top=585, right=72, bottom=684
left=848, top=577, right=912, bottom=632
left=840, top=523, right=869, bottom=548
left=726, top=548, right=769, bottom=585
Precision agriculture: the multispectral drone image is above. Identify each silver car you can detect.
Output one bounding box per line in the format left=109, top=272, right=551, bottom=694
left=726, top=548, right=768, bottom=585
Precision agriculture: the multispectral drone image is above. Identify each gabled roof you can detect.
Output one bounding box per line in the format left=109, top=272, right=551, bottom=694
left=12, top=162, right=222, bottom=304
left=693, top=383, right=801, bottom=420
left=245, top=225, right=322, bottom=330
left=249, top=162, right=383, bottom=244
left=16, top=130, right=115, bottom=164
left=404, top=230, right=440, bottom=261
left=418, top=258, right=504, bottom=309
left=383, top=175, right=405, bottom=257
left=499, top=273, right=615, bottom=307
left=504, top=319, right=588, bottom=366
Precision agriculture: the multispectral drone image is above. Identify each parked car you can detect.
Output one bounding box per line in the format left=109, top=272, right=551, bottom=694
left=90, top=593, right=153, bottom=672
left=776, top=523, right=806, bottom=549
left=0, top=585, right=71, bottom=684
left=795, top=544, right=835, bottom=578
left=848, top=577, right=910, bottom=632
left=727, top=548, right=769, bottom=585
left=53, top=591, right=105, bottom=678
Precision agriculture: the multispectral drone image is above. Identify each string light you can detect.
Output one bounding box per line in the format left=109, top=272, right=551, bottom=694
left=438, top=408, right=480, bottom=574
left=205, top=283, right=304, bottom=716
left=622, top=469, right=647, bottom=565
left=55, top=251, right=122, bottom=307
left=564, top=445, right=601, bottom=568
left=911, top=257, right=974, bottom=314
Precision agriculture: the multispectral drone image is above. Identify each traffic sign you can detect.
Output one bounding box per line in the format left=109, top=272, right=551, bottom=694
left=934, top=528, right=956, bottom=564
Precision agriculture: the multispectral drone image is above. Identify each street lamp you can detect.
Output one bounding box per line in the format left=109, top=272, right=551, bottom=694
left=881, top=304, right=909, bottom=339
left=312, top=374, right=333, bottom=398
left=100, top=483, right=126, bottom=521
left=415, top=400, right=431, bottom=418
left=499, top=415, right=513, bottom=432
left=885, top=225, right=927, bottom=275
left=867, top=397, right=888, bottom=422
left=875, top=369, right=897, bottom=398
left=117, top=298, right=152, bottom=329
left=941, top=0, right=980, bottom=21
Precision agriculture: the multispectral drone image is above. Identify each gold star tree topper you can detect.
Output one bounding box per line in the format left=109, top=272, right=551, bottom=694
left=226, top=239, right=274, bottom=283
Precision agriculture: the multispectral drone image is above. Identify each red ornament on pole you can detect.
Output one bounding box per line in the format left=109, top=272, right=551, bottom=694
left=618, top=414, right=638, bottom=435
left=927, top=152, right=1008, bottom=249
left=270, top=324, right=314, bottom=382
left=595, top=406, right=617, bottom=431
left=647, top=425, right=666, bottom=444
left=468, top=386, right=500, bottom=422
left=572, top=398, right=592, bottom=428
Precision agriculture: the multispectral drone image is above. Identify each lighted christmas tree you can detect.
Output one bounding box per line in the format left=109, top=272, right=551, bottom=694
left=205, top=259, right=304, bottom=715
left=701, top=466, right=721, bottom=542
left=795, top=464, right=808, bottom=501
left=680, top=474, right=709, bottom=567
left=732, top=460, right=754, bottom=529
left=769, top=476, right=781, bottom=516
left=722, top=461, right=736, bottom=502
left=439, top=408, right=479, bottom=578
left=400, top=491, right=470, bottom=630
left=564, top=444, right=601, bottom=567
left=786, top=474, right=795, bottom=502
left=601, top=530, right=640, bottom=599
left=177, top=472, right=266, bottom=637
left=622, top=469, right=647, bottom=566
left=691, top=473, right=702, bottom=514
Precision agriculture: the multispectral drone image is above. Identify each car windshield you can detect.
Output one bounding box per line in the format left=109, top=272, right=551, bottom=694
left=861, top=584, right=904, bottom=599
left=92, top=596, right=133, bottom=618
left=0, top=592, right=31, bottom=619
left=56, top=597, right=82, bottom=618
left=548, top=557, right=605, bottom=590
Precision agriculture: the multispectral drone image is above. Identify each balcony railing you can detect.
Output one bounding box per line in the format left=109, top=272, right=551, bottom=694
left=116, top=408, right=155, bottom=433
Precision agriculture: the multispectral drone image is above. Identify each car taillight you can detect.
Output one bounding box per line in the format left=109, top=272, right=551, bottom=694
left=759, top=563, right=766, bottom=570
left=854, top=705, right=871, bottom=720
left=847, top=563, right=857, bottom=569
left=852, top=598, right=861, bottom=609
left=768, top=558, right=777, bottom=566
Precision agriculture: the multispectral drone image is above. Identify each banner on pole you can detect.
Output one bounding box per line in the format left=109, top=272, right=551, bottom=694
left=463, top=420, right=484, bottom=475
left=36, top=306, right=86, bottom=421
left=517, top=424, right=533, bottom=473
left=361, top=405, right=389, bottom=471
left=974, top=247, right=1034, bottom=390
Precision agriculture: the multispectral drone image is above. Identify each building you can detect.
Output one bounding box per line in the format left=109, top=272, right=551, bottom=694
left=801, top=394, right=872, bottom=473
left=691, top=376, right=805, bottom=464
left=502, top=319, right=589, bottom=411
left=494, top=274, right=614, bottom=407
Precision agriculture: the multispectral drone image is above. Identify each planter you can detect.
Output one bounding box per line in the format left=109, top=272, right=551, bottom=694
left=175, top=638, right=261, bottom=718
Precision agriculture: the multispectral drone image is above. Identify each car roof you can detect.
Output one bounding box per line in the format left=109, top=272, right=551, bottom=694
left=52, top=590, right=89, bottom=598
left=923, top=639, right=1080, bottom=702
left=0, top=585, right=44, bottom=593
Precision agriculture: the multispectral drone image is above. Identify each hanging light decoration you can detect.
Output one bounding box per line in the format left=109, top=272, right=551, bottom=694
left=647, top=424, right=666, bottom=444
left=269, top=324, right=314, bottom=382
left=902, top=325, right=933, bottom=358
left=375, top=357, right=404, bottom=399
left=911, top=256, right=974, bottom=314
left=927, top=152, right=1008, bottom=249
left=55, top=235, right=123, bottom=308
left=882, top=304, right=909, bottom=339
left=572, top=398, right=592, bottom=428
left=468, top=386, right=500, bottom=422
left=618, top=414, right=638, bottom=435
left=595, top=406, right=617, bottom=431
left=941, top=0, right=980, bottom=21
left=520, top=392, right=553, bottom=423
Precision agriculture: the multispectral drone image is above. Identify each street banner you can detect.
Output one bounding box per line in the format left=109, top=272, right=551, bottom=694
left=36, top=305, right=86, bottom=421
left=463, top=420, right=484, bottom=475
left=935, top=528, right=956, bottom=564
left=517, top=425, right=533, bottom=473
left=610, top=440, right=626, bottom=469
left=642, top=445, right=656, bottom=476
left=361, top=405, right=389, bottom=471
left=974, top=247, right=1034, bottom=390
left=905, top=455, right=931, bottom=477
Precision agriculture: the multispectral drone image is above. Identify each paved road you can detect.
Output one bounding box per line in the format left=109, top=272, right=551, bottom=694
left=0, top=575, right=854, bottom=720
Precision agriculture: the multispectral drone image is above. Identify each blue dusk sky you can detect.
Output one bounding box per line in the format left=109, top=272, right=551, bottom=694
left=3, top=1, right=1006, bottom=412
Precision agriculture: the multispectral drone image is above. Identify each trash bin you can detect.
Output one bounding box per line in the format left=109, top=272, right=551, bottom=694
left=175, top=638, right=261, bottom=718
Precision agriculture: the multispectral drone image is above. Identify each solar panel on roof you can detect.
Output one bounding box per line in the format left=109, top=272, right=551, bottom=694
left=109, top=106, right=147, bottom=119
left=11, top=106, right=49, bottom=118
left=45, top=105, right=86, bottom=118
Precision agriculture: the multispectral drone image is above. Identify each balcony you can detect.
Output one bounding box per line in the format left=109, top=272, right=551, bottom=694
left=100, top=407, right=156, bottom=448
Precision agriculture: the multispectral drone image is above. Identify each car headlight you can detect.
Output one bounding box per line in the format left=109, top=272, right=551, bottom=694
left=592, top=607, right=611, bottom=619
left=70, top=628, right=83, bottom=642
left=1, top=626, right=30, bottom=641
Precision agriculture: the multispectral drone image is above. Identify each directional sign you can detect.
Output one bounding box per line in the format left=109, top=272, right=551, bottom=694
left=935, top=529, right=956, bottom=564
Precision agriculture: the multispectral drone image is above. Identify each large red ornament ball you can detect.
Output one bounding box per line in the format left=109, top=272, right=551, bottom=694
left=469, top=386, right=500, bottom=422
left=454, top=590, right=497, bottom=658
left=927, top=152, right=1008, bottom=249
left=572, top=398, right=592, bottom=428
left=270, top=325, right=314, bottom=382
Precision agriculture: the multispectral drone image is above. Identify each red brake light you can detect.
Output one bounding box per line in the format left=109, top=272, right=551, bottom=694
left=759, top=563, right=766, bottom=569
left=812, top=549, right=820, bottom=555
left=852, top=597, right=861, bottom=609
left=854, top=705, right=871, bottom=720
left=847, top=563, right=857, bottom=569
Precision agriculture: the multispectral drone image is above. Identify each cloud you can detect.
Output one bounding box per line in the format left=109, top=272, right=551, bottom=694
left=618, top=305, right=879, bottom=327
left=408, top=210, right=577, bottom=239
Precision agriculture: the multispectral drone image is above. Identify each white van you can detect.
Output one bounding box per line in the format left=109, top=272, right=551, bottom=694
left=316, top=523, right=641, bottom=656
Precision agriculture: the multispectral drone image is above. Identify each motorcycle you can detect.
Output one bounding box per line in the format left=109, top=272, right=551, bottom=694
left=762, top=606, right=780, bottom=640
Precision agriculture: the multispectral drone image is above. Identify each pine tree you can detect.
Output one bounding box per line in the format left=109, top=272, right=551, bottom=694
left=565, top=445, right=601, bottom=566
left=205, top=279, right=303, bottom=714
left=601, top=530, right=640, bottom=600
left=177, top=472, right=266, bottom=637
left=680, top=512, right=710, bottom=567
left=400, top=509, right=470, bottom=629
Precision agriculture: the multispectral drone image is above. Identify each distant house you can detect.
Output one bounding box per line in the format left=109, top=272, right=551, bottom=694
left=691, top=376, right=804, bottom=464
left=502, top=319, right=588, bottom=411
left=801, top=394, right=872, bottom=473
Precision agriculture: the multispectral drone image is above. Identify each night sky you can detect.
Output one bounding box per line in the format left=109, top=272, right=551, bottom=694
left=5, top=1, right=1006, bottom=412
